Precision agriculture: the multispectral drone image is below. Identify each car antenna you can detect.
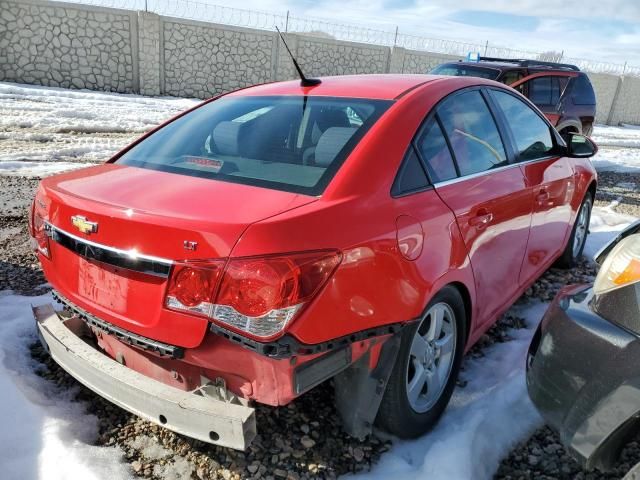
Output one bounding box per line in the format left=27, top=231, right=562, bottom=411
left=275, top=26, right=321, bottom=87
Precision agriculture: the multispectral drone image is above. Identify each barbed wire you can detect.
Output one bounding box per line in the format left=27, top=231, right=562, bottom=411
left=57, top=0, right=639, bottom=76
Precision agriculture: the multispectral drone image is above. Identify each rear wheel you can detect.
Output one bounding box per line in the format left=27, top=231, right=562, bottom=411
left=375, top=286, right=466, bottom=438
left=556, top=194, right=593, bottom=268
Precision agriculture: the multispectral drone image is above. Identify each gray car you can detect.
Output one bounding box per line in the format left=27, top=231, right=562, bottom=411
left=527, top=220, right=640, bottom=475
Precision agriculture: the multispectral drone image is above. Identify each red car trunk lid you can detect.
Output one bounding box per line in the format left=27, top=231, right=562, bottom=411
left=37, top=164, right=316, bottom=348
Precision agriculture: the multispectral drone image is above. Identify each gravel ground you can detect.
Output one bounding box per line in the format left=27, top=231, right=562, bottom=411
left=3, top=159, right=640, bottom=478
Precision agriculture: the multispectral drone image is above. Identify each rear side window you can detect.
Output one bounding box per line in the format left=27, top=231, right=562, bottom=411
left=437, top=90, right=507, bottom=176
left=491, top=90, right=554, bottom=161
left=116, top=96, right=391, bottom=195
left=392, top=147, right=430, bottom=195
left=416, top=119, right=457, bottom=183
left=572, top=75, right=596, bottom=105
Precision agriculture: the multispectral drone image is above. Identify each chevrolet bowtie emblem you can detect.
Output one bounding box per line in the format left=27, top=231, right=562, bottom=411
left=71, top=215, right=98, bottom=234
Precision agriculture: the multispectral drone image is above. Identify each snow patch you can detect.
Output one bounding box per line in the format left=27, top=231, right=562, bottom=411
left=0, top=161, right=94, bottom=177
left=0, top=81, right=199, bottom=176
left=0, top=292, right=131, bottom=480
left=128, top=436, right=172, bottom=461
left=152, top=457, right=195, bottom=479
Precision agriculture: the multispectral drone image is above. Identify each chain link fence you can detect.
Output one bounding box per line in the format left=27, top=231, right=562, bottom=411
left=62, top=0, right=640, bottom=76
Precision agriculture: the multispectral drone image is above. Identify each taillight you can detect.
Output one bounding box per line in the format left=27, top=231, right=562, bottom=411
left=28, top=199, right=35, bottom=237
left=32, top=211, right=51, bottom=259
left=164, top=251, right=341, bottom=339
left=165, top=261, right=225, bottom=317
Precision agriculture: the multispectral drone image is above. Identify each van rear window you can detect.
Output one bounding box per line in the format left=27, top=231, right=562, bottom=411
left=572, top=75, right=596, bottom=105
left=116, top=96, right=391, bottom=195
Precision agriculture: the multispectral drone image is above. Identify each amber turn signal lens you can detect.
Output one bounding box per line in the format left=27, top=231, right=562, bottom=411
left=594, top=234, right=640, bottom=295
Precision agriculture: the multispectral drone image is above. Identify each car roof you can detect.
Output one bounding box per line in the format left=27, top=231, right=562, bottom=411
left=226, top=74, right=449, bottom=101
left=446, top=61, right=521, bottom=70
left=444, top=61, right=581, bottom=74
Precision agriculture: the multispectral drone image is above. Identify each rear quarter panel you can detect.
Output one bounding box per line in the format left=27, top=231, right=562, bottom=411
left=231, top=190, right=474, bottom=345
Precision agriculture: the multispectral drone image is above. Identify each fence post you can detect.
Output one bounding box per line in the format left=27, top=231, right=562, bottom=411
left=285, top=10, right=289, bottom=32
left=483, top=41, right=488, bottom=56
left=393, top=26, right=398, bottom=48
left=137, top=11, right=162, bottom=96
left=607, top=74, right=625, bottom=126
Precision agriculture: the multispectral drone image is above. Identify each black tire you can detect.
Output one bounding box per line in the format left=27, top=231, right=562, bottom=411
left=375, top=286, right=466, bottom=438
left=556, top=193, right=593, bottom=269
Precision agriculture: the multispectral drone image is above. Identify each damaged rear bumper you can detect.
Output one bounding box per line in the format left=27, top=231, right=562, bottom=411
left=33, top=303, right=257, bottom=450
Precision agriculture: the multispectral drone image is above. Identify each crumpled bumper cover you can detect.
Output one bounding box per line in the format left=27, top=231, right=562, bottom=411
left=33, top=303, right=257, bottom=450
left=526, top=285, right=640, bottom=470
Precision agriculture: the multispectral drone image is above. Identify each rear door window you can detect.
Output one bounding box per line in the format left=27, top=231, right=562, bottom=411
left=437, top=90, right=508, bottom=176
left=528, top=76, right=565, bottom=106
left=490, top=90, right=555, bottom=161
left=415, top=119, right=457, bottom=183
left=116, top=96, right=391, bottom=195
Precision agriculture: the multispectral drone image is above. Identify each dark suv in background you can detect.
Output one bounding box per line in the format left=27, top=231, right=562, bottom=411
left=431, top=56, right=597, bottom=136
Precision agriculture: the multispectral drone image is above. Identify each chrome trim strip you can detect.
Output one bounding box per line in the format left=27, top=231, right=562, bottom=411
left=432, top=155, right=559, bottom=188
left=46, top=222, right=172, bottom=277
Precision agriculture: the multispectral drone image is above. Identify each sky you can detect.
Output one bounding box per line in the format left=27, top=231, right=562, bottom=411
left=195, top=0, right=640, bottom=67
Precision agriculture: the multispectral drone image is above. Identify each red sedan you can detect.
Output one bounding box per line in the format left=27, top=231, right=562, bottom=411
left=30, top=74, right=597, bottom=449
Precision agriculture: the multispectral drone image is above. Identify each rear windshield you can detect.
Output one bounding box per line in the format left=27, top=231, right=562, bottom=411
left=430, top=64, right=500, bottom=80
left=572, top=74, right=596, bottom=105
left=116, top=96, right=391, bottom=195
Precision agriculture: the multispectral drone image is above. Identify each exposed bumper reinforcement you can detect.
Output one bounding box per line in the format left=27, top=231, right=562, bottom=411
left=33, top=303, right=257, bottom=450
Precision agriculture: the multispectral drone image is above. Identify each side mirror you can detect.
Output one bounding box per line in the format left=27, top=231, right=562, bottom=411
left=566, top=133, right=598, bottom=158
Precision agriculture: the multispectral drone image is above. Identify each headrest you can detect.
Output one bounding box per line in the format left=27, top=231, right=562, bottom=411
left=212, top=121, right=245, bottom=157
left=311, top=108, right=351, bottom=143
left=314, top=127, right=358, bottom=167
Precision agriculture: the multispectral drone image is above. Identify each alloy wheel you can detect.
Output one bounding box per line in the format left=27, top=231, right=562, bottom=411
left=573, top=199, right=591, bottom=258
left=405, top=302, right=457, bottom=413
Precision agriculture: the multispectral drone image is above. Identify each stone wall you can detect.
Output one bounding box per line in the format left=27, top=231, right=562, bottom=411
left=402, top=51, right=463, bottom=74
left=586, top=72, right=620, bottom=125
left=296, top=37, right=389, bottom=77
left=0, top=0, right=136, bottom=92
left=162, top=19, right=275, bottom=98
left=1, top=0, right=639, bottom=125
left=137, top=11, right=160, bottom=96
left=609, top=76, right=640, bottom=126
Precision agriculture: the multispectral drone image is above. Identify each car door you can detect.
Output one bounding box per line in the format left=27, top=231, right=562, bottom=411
left=509, top=72, right=578, bottom=127
left=487, top=88, right=575, bottom=286
left=423, top=88, right=532, bottom=327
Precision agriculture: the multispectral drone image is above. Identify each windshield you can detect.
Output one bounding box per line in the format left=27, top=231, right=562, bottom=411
left=115, top=96, right=392, bottom=195
left=431, top=64, right=500, bottom=80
